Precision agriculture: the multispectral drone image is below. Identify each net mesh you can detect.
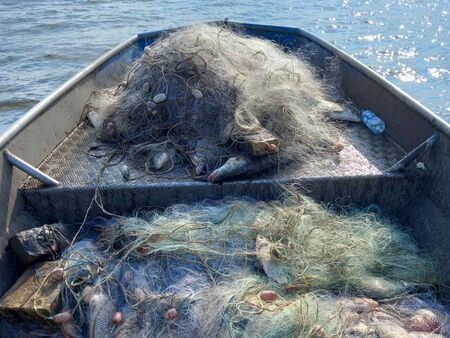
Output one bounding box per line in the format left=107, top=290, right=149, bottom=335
left=86, top=23, right=347, bottom=182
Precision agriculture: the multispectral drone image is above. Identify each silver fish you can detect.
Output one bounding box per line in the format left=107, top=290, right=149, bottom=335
left=208, top=155, right=276, bottom=183
left=89, top=292, right=116, bottom=338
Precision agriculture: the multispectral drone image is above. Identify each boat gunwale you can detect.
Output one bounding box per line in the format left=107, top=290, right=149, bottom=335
left=1, top=21, right=448, bottom=152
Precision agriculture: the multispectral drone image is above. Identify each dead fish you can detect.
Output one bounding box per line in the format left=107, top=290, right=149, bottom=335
left=123, top=270, right=134, bottom=284
left=332, top=143, right=344, bottom=153
left=134, top=287, right=146, bottom=303
left=88, top=110, right=104, bottom=129
left=346, top=322, right=374, bottom=336
left=89, top=292, right=116, bottom=338
left=113, top=314, right=146, bottom=338
left=358, top=276, right=413, bottom=299
left=339, top=297, right=379, bottom=313
left=408, top=309, right=447, bottom=333
left=374, top=321, right=410, bottom=338
left=187, top=139, right=222, bottom=175
left=207, top=155, right=276, bottom=183
left=327, top=109, right=361, bottom=122
left=53, top=311, right=73, bottom=324
left=373, top=309, right=397, bottom=322
left=255, top=235, right=290, bottom=284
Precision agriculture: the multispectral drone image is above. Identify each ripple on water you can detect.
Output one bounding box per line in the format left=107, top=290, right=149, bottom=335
left=428, top=67, right=450, bottom=79
left=0, top=0, right=448, bottom=131
left=387, top=64, right=428, bottom=83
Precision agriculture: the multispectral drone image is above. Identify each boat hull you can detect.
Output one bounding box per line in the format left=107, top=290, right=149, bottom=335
left=0, top=22, right=449, bottom=300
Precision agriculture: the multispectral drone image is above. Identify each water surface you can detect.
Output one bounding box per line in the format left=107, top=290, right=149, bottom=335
left=0, top=0, right=448, bottom=133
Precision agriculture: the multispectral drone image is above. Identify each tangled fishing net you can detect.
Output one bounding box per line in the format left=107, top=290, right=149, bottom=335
left=48, top=194, right=450, bottom=337
left=86, top=23, right=345, bottom=182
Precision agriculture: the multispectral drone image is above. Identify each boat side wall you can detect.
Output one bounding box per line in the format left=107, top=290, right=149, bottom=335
left=399, top=135, right=450, bottom=298
left=236, top=24, right=450, bottom=288
left=237, top=23, right=449, bottom=152
left=0, top=37, right=139, bottom=295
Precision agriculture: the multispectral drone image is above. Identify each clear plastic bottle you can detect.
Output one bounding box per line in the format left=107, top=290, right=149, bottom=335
left=361, top=110, right=385, bottom=134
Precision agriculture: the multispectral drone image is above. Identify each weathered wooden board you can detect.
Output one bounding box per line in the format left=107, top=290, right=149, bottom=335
left=237, top=128, right=280, bottom=156
left=0, top=261, right=62, bottom=323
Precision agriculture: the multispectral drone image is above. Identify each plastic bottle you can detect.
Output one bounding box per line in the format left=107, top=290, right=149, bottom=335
left=361, top=110, right=385, bottom=134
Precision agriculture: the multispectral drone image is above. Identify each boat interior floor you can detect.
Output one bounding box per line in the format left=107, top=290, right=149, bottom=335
left=17, top=120, right=426, bottom=224
left=22, top=120, right=405, bottom=190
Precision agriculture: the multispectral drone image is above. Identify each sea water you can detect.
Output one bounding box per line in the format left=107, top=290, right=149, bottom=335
left=0, top=0, right=448, bottom=133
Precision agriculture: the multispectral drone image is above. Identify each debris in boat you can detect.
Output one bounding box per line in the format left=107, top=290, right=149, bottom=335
left=8, top=194, right=450, bottom=337
left=86, top=23, right=348, bottom=182
left=10, top=223, right=76, bottom=267
left=237, top=128, right=280, bottom=157
left=0, top=261, right=63, bottom=323
left=361, top=109, right=386, bottom=134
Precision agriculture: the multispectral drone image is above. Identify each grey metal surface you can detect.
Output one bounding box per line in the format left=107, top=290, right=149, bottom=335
left=4, top=150, right=60, bottom=187
left=398, top=134, right=450, bottom=300
left=21, top=121, right=405, bottom=189
left=23, top=173, right=424, bottom=225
